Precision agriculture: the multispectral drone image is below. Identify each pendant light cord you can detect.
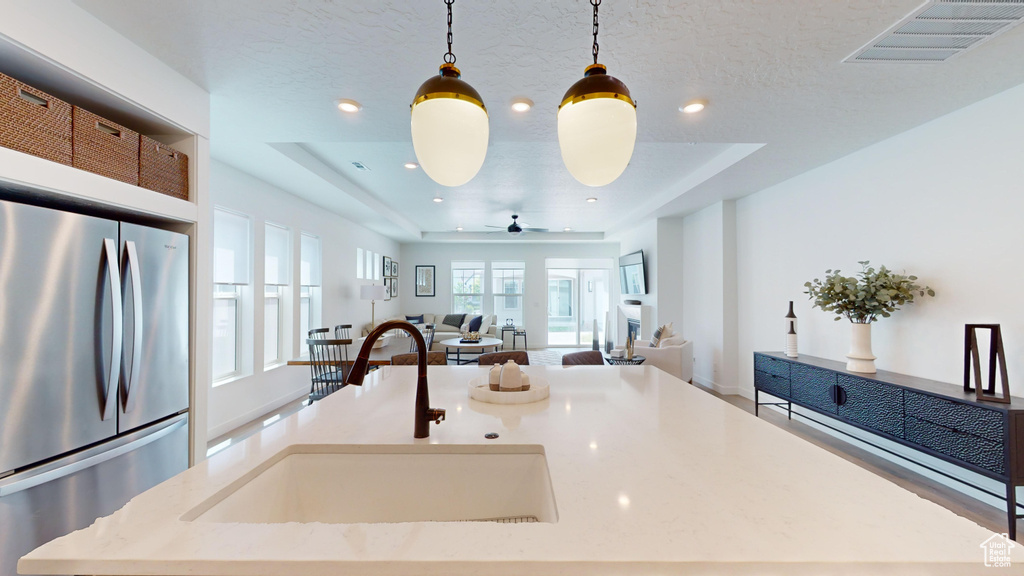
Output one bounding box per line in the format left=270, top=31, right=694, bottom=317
left=444, top=0, right=456, bottom=64
left=591, top=0, right=601, bottom=65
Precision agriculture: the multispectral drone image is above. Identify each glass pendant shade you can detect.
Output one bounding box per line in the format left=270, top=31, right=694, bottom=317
left=411, top=64, right=489, bottom=187
left=557, top=64, right=637, bottom=187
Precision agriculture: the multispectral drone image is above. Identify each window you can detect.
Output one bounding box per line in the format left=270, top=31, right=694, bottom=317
left=452, top=261, right=485, bottom=314
left=300, top=233, right=322, bottom=343
left=264, top=223, right=289, bottom=367
left=492, top=261, right=524, bottom=325
left=356, top=247, right=364, bottom=279
left=212, top=208, right=250, bottom=383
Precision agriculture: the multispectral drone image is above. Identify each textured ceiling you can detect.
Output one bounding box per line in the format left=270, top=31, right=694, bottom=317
left=74, top=0, right=1024, bottom=240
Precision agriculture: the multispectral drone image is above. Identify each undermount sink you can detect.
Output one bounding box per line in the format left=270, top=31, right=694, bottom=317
left=183, top=444, right=558, bottom=524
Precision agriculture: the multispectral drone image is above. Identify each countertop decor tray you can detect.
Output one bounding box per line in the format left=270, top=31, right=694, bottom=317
left=468, top=376, right=550, bottom=405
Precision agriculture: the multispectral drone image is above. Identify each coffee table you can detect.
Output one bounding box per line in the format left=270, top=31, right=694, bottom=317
left=605, top=355, right=645, bottom=366
left=440, top=336, right=503, bottom=365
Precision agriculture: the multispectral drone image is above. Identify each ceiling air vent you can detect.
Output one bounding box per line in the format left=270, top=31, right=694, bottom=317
left=351, top=161, right=371, bottom=171
left=844, top=0, right=1024, bottom=63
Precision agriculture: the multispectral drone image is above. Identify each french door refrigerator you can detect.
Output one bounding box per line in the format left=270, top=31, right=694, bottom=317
left=0, top=199, right=190, bottom=576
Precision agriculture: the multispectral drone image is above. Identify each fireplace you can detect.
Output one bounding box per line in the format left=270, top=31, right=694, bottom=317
left=616, top=304, right=652, bottom=345
left=627, top=318, right=640, bottom=343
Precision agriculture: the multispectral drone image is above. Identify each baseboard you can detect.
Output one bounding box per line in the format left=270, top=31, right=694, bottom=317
left=692, top=375, right=740, bottom=396
left=207, top=387, right=308, bottom=440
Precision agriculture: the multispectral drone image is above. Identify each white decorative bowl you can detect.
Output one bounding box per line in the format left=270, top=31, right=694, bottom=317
left=468, top=375, right=549, bottom=405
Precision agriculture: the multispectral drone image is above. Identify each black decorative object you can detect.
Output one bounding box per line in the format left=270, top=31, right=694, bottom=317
left=964, top=324, right=1010, bottom=404
left=624, top=299, right=641, bottom=305
left=784, top=301, right=798, bottom=357
left=753, top=351, right=1024, bottom=539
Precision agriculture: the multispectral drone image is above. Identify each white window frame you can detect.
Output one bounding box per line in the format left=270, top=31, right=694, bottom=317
left=213, top=284, right=243, bottom=382
left=264, top=222, right=289, bottom=369
left=451, top=261, right=485, bottom=315
left=212, top=207, right=252, bottom=385
left=300, top=232, right=322, bottom=346
left=491, top=262, right=525, bottom=325
left=264, top=285, right=283, bottom=367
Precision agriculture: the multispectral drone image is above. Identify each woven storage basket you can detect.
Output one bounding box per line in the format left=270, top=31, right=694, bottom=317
left=139, top=135, right=188, bottom=200
left=72, top=107, right=139, bottom=185
left=0, top=73, right=72, bottom=165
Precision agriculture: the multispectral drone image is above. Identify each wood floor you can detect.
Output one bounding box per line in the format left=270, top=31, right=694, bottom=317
left=695, top=383, right=1017, bottom=538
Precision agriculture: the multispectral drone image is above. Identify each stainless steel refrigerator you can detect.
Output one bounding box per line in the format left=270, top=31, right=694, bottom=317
left=0, top=199, right=190, bottom=576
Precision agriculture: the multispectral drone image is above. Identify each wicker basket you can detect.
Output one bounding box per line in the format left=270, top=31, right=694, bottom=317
left=0, top=73, right=72, bottom=165
left=72, top=107, right=139, bottom=185
left=139, top=135, right=188, bottom=200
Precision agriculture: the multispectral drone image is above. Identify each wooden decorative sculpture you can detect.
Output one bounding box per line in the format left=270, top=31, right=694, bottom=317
left=964, top=324, right=1010, bottom=404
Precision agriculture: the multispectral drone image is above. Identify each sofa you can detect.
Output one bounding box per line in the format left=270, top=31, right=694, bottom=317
left=362, top=313, right=498, bottom=352
left=615, top=326, right=693, bottom=382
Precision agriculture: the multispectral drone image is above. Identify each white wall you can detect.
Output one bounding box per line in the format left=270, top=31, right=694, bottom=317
left=732, top=81, right=1024, bottom=398
left=398, top=242, right=620, bottom=347
left=208, top=161, right=400, bottom=438
left=615, top=220, right=659, bottom=325
left=656, top=218, right=685, bottom=327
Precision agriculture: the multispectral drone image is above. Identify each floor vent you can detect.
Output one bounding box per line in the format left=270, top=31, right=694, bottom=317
left=844, top=0, right=1024, bottom=63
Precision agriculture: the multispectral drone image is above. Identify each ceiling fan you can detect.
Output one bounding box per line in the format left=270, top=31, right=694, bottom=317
left=485, top=214, right=549, bottom=236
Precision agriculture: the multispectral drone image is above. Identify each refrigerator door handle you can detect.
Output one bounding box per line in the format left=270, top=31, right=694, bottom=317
left=102, top=238, right=122, bottom=422
left=0, top=415, right=186, bottom=497
left=123, top=240, right=143, bottom=414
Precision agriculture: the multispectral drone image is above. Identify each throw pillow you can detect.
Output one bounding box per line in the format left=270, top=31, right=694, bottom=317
left=468, top=315, right=483, bottom=332
left=650, top=324, right=668, bottom=347
left=442, top=313, right=465, bottom=329
left=659, top=334, right=685, bottom=348
left=405, top=314, right=424, bottom=324
left=479, top=315, right=493, bottom=336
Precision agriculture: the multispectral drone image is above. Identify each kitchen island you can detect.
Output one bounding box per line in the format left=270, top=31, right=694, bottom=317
left=20, top=366, right=1020, bottom=575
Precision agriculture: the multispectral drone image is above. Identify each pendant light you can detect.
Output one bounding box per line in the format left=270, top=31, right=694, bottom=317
left=411, top=0, right=489, bottom=187
left=557, top=0, right=637, bottom=187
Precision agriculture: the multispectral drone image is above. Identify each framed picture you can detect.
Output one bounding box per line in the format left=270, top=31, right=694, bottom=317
left=383, top=278, right=392, bottom=301
left=391, top=261, right=399, bottom=277
left=382, top=256, right=392, bottom=278
left=390, top=277, right=398, bottom=298
left=415, top=265, right=435, bottom=297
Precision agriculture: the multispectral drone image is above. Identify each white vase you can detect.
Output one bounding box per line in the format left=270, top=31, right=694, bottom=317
left=846, top=322, right=877, bottom=373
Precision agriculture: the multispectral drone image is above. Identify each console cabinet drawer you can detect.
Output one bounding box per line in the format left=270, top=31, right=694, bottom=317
left=755, top=370, right=790, bottom=399
left=754, top=354, right=790, bottom=379
left=905, top=391, right=1004, bottom=443
left=790, top=364, right=837, bottom=414
left=837, top=374, right=904, bottom=439
left=905, top=416, right=1005, bottom=475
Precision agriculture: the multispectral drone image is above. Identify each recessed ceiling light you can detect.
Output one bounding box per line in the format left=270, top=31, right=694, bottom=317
left=586, top=197, right=597, bottom=203
left=680, top=99, right=706, bottom=114
left=404, top=162, right=419, bottom=169
left=433, top=196, right=444, bottom=203
left=564, top=227, right=572, bottom=232
left=456, top=226, right=464, bottom=231
left=337, top=99, right=362, bottom=113
left=511, top=98, right=533, bottom=113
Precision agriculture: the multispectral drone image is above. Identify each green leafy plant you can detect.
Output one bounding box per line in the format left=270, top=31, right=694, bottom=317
left=804, top=261, right=934, bottom=323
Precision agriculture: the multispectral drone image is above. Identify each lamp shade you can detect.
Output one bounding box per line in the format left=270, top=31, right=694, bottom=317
left=361, top=284, right=387, bottom=301
left=411, top=64, right=489, bottom=187
left=557, top=64, right=637, bottom=187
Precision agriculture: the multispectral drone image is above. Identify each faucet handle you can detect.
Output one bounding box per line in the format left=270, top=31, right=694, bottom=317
left=429, top=408, right=446, bottom=424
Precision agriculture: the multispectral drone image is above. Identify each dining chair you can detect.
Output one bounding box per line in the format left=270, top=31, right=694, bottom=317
left=306, top=338, right=349, bottom=402
left=409, top=323, right=437, bottom=353
left=561, top=350, right=605, bottom=366
left=308, top=327, right=331, bottom=339
left=334, top=324, right=352, bottom=339
left=391, top=351, right=447, bottom=366
left=477, top=350, right=530, bottom=366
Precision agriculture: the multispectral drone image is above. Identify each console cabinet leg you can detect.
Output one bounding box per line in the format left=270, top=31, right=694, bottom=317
left=755, top=389, right=759, bottom=417
left=1008, top=483, right=1018, bottom=541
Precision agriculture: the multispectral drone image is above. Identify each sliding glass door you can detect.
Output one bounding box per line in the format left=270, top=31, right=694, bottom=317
left=546, top=268, right=610, bottom=347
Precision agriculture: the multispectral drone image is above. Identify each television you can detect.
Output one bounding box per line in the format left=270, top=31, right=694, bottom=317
left=619, top=250, right=647, bottom=295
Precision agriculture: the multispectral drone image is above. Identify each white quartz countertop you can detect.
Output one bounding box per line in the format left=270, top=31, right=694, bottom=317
left=20, top=366, right=1021, bottom=575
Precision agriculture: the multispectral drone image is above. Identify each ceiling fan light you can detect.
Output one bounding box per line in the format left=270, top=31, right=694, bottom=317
left=411, top=64, right=489, bottom=187
left=557, top=64, right=637, bottom=187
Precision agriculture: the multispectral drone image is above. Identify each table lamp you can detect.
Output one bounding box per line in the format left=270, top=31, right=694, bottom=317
left=360, top=284, right=388, bottom=330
